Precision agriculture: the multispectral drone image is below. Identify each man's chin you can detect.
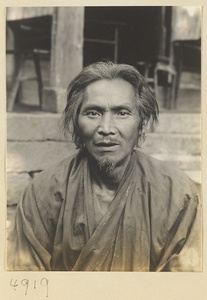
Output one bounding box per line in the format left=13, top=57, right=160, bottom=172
left=97, top=158, right=115, bottom=173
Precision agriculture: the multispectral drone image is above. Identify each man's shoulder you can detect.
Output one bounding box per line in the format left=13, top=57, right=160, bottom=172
left=134, top=150, right=195, bottom=190
left=134, top=150, right=199, bottom=224
left=31, top=152, right=80, bottom=192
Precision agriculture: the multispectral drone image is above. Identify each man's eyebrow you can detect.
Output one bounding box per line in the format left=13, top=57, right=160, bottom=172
left=81, top=105, right=103, bottom=112
left=81, top=104, right=133, bottom=112
left=112, top=105, right=132, bottom=111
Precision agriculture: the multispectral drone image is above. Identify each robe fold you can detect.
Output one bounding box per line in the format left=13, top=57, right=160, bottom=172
left=7, top=150, right=201, bottom=271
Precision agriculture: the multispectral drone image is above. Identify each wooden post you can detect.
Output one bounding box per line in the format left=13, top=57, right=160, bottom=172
left=6, top=26, right=16, bottom=92
left=114, top=26, right=118, bottom=63
left=42, top=7, right=84, bottom=112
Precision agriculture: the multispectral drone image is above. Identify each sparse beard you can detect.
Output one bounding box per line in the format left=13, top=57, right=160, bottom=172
left=98, top=158, right=115, bottom=173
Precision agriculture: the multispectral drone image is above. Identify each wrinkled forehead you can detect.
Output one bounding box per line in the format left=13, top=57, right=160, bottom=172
left=83, top=78, right=138, bottom=107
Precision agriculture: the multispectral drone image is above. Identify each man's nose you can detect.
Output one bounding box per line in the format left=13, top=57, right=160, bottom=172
left=97, top=112, right=116, bottom=135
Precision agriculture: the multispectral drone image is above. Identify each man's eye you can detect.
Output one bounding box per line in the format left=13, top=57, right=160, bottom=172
left=86, top=110, right=101, bottom=117
left=117, top=110, right=131, bottom=116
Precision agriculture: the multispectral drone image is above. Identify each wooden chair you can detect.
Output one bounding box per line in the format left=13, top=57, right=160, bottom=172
left=136, top=56, right=177, bottom=109
left=6, top=18, right=51, bottom=112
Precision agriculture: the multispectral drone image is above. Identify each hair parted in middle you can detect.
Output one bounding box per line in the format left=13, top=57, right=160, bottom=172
left=62, top=61, right=159, bottom=149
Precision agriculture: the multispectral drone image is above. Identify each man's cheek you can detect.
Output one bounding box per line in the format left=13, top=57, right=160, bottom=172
left=83, top=132, right=93, bottom=140
left=79, top=126, right=92, bottom=138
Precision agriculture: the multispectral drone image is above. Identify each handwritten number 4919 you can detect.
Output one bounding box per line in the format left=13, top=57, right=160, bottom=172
left=10, top=278, right=49, bottom=297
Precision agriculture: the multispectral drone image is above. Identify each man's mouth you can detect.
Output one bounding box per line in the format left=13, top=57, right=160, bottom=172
left=95, top=141, right=119, bottom=147
left=96, top=142, right=118, bottom=147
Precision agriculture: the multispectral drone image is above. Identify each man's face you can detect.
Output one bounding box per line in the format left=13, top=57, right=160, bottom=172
left=78, top=79, right=141, bottom=168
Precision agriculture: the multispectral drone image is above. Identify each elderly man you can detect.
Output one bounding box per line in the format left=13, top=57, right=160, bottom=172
left=8, top=62, right=201, bottom=271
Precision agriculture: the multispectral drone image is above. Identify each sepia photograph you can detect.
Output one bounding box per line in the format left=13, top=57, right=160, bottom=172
left=6, top=6, right=202, bottom=272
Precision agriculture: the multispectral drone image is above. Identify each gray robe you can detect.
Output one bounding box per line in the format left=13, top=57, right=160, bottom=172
left=7, top=150, right=201, bottom=271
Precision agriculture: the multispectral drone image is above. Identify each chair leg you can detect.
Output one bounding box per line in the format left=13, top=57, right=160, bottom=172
left=154, top=64, right=177, bottom=110
left=171, top=73, right=177, bottom=109
left=154, top=67, right=159, bottom=103
left=33, top=51, right=43, bottom=109
left=173, top=42, right=183, bottom=107
left=7, top=54, right=25, bottom=112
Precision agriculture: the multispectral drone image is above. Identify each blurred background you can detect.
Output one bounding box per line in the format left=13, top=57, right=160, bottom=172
left=6, top=6, right=201, bottom=226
